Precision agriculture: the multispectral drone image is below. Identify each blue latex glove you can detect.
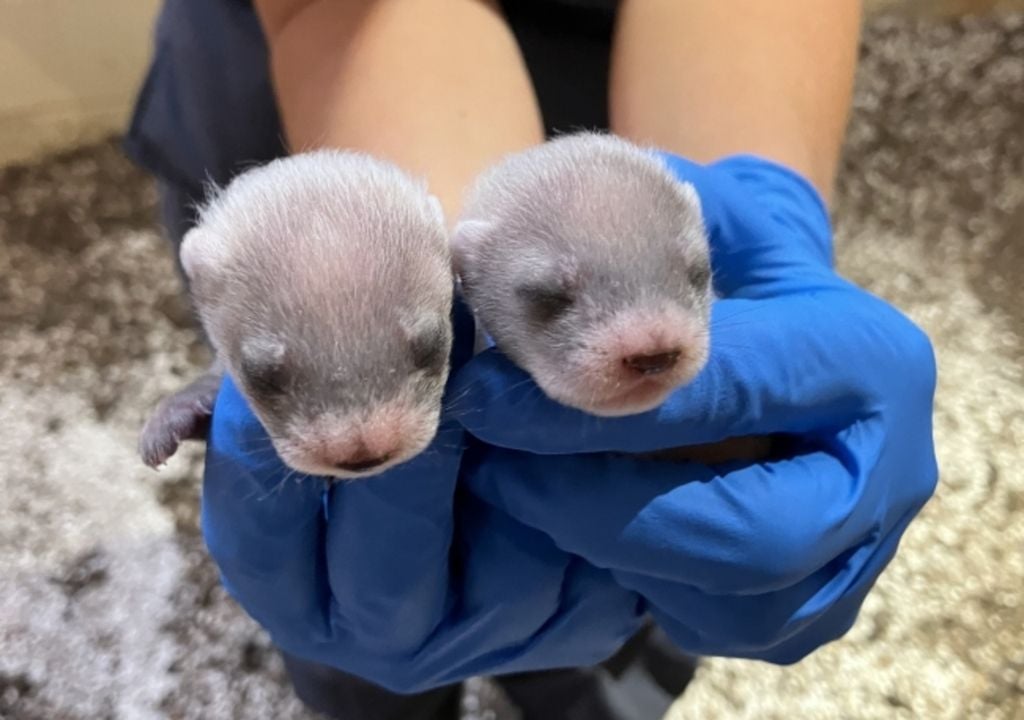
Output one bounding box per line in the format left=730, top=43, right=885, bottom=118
left=199, top=152, right=938, bottom=691
left=199, top=301, right=644, bottom=694
left=452, top=154, right=939, bottom=662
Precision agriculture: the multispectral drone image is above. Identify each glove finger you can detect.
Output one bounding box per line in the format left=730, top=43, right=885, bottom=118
left=201, top=375, right=333, bottom=644
left=321, top=297, right=480, bottom=653
left=322, top=417, right=464, bottom=655
left=657, top=154, right=834, bottom=297
left=465, top=421, right=886, bottom=596
left=405, top=487, right=643, bottom=688
left=455, top=289, right=882, bottom=455
left=629, top=505, right=915, bottom=662
left=296, top=483, right=643, bottom=693
left=735, top=508, right=915, bottom=664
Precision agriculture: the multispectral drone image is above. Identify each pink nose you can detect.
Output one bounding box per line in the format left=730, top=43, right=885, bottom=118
left=622, top=350, right=681, bottom=376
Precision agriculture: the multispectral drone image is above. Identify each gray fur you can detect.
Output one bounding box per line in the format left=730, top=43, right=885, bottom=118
left=141, top=150, right=453, bottom=478
left=452, top=132, right=712, bottom=416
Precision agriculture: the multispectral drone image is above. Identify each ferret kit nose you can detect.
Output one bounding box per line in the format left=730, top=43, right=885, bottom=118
left=335, top=453, right=393, bottom=473
left=623, top=350, right=682, bottom=376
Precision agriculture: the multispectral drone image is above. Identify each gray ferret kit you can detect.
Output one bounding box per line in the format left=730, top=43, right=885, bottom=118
left=139, top=150, right=454, bottom=480
left=453, top=132, right=770, bottom=463
left=452, top=132, right=712, bottom=418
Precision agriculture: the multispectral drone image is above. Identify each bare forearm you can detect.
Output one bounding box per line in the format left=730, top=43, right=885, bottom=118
left=254, top=0, right=543, bottom=219
left=610, top=0, right=862, bottom=201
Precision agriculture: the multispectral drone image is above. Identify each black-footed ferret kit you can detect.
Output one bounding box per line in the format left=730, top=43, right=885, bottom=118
left=453, top=132, right=771, bottom=462
left=139, top=150, right=453, bottom=480
left=453, top=132, right=712, bottom=418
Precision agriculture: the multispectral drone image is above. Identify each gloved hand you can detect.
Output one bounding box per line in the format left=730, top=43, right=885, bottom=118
left=452, top=153, right=939, bottom=662
left=199, top=301, right=644, bottom=694
left=199, top=152, right=938, bottom=688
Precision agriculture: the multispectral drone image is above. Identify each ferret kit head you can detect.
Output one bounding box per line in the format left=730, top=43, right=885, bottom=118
left=180, top=150, right=453, bottom=479
left=452, top=133, right=712, bottom=416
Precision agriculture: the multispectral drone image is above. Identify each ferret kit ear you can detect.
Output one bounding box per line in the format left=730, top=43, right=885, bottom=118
left=644, top=148, right=706, bottom=224
left=673, top=181, right=703, bottom=216
left=179, top=227, right=231, bottom=289
left=672, top=181, right=709, bottom=241
left=428, top=195, right=446, bottom=227
left=449, top=219, right=496, bottom=273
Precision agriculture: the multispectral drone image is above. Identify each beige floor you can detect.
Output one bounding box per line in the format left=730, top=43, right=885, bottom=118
left=0, top=7, right=1022, bottom=720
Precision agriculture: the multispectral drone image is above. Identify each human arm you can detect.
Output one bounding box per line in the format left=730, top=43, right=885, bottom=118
left=610, top=0, right=862, bottom=201
left=253, top=0, right=543, bottom=218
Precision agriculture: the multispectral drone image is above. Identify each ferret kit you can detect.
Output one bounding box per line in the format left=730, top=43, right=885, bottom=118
left=140, top=150, right=453, bottom=480
left=141, top=133, right=767, bottom=478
